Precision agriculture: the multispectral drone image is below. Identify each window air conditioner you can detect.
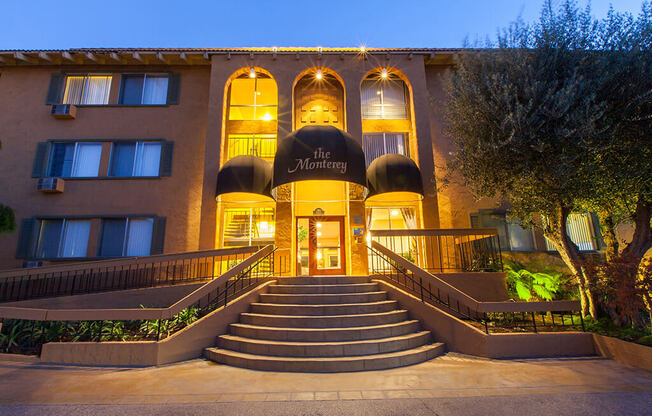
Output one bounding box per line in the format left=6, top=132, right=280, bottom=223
left=50, top=104, right=77, bottom=119
left=37, top=177, right=65, bottom=193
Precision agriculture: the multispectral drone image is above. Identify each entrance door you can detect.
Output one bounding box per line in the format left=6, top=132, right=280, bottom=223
left=296, top=216, right=345, bottom=276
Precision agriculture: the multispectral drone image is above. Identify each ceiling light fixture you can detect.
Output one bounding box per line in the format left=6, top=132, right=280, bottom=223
left=249, top=67, right=256, bottom=78
left=381, top=68, right=388, bottom=79
left=316, top=69, right=323, bottom=80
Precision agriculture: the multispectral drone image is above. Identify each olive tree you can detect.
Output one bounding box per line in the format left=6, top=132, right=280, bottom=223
left=440, top=0, right=651, bottom=318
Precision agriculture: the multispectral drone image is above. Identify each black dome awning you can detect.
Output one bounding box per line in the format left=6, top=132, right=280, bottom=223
left=216, top=155, right=273, bottom=200
left=365, top=154, right=424, bottom=199
left=272, top=125, right=367, bottom=190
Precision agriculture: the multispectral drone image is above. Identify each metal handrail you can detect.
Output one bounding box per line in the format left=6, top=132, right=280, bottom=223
left=0, top=246, right=263, bottom=303
left=368, top=241, right=583, bottom=334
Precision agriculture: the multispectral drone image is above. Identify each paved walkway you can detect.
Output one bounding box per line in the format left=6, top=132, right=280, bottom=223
left=0, top=353, right=650, bottom=415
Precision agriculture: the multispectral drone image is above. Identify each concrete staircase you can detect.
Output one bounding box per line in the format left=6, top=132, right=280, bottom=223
left=204, top=276, right=445, bottom=372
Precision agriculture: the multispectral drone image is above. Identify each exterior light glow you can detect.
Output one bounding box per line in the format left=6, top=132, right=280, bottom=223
left=316, top=251, right=322, bottom=260
left=381, top=68, right=388, bottom=79
left=366, top=232, right=372, bottom=245
left=391, top=209, right=399, bottom=217
left=360, top=46, right=366, bottom=53
left=316, top=222, right=322, bottom=228
left=315, top=69, right=323, bottom=80
left=249, top=67, right=256, bottom=78
left=258, top=221, right=268, bottom=231
left=261, top=113, right=273, bottom=121
left=317, top=231, right=322, bottom=237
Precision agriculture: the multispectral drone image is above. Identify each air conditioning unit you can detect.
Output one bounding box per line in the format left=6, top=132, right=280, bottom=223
left=50, top=104, right=77, bottom=119
left=37, top=177, right=65, bottom=193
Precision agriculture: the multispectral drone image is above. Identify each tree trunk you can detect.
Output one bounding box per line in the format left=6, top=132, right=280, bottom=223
left=598, top=210, right=619, bottom=261
left=621, top=200, right=652, bottom=262
left=543, top=204, right=598, bottom=318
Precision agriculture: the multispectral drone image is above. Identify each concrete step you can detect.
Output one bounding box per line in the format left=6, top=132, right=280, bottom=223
left=268, top=283, right=379, bottom=294
left=275, top=276, right=370, bottom=285
left=229, top=320, right=420, bottom=342
left=249, top=300, right=399, bottom=316
left=239, top=310, right=409, bottom=328
left=204, top=343, right=446, bottom=372
left=217, top=331, right=432, bottom=357
left=259, top=291, right=387, bottom=305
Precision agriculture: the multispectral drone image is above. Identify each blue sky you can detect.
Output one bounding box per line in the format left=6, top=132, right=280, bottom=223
left=1, top=0, right=646, bottom=49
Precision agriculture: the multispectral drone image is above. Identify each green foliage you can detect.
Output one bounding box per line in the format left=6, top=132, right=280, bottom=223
left=637, top=335, right=652, bottom=347
left=440, top=0, right=651, bottom=232
left=296, top=225, right=308, bottom=243
left=584, top=316, right=651, bottom=344
left=504, top=260, right=567, bottom=301
left=0, top=204, right=15, bottom=233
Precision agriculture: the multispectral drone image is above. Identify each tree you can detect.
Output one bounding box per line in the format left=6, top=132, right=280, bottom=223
left=440, top=0, right=651, bottom=319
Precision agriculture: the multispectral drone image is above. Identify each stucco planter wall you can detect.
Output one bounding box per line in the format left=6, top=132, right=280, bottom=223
left=592, top=334, right=652, bottom=372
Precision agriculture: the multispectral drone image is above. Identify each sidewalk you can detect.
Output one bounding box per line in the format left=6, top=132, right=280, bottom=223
left=0, top=352, right=650, bottom=415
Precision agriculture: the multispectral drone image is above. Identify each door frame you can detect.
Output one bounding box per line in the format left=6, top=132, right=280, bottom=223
left=296, top=215, right=346, bottom=276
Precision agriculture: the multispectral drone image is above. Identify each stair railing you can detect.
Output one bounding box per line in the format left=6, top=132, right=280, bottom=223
left=0, top=245, right=277, bottom=355
left=368, top=241, right=583, bottom=334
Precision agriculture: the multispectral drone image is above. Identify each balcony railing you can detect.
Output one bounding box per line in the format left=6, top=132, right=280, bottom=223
left=369, top=228, right=503, bottom=273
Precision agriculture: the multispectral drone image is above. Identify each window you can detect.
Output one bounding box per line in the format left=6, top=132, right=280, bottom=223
left=99, top=218, right=154, bottom=257
left=226, top=134, right=277, bottom=161
left=470, top=210, right=534, bottom=252
left=367, top=207, right=417, bottom=230
left=363, top=133, right=408, bottom=166
left=109, top=142, right=162, bottom=177
left=361, top=77, right=408, bottom=119
left=47, top=142, right=102, bottom=177
left=222, top=208, right=275, bottom=247
left=35, top=219, right=91, bottom=258
left=119, top=74, right=169, bottom=105
left=228, top=75, right=277, bottom=121
left=544, top=213, right=600, bottom=252
left=62, top=74, right=112, bottom=105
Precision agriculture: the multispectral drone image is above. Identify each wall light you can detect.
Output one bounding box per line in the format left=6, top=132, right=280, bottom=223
left=381, top=68, right=388, bottom=79
left=316, top=222, right=322, bottom=228
left=360, top=46, right=366, bottom=53
left=315, top=69, right=323, bottom=80
left=391, top=209, right=399, bottom=216
left=249, top=67, right=256, bottom=78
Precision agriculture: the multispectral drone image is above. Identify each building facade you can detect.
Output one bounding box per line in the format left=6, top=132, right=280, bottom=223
left=0, top=48, right=604, bottom=273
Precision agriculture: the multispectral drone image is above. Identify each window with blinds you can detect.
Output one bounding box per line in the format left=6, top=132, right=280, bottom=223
left=222, top=208, right=275, bottom=247
left=109, top=142, right=162, bottom=177
left=362, top=133, right=408, bottom=166
left=544, top=213, right=600, bottom=251
left=99, top=217, right=154, bottom=257
left=47, top=142, right=102, bottom=178
left=361, top=78, right=408, bottom=119
left=470, top=210, right=535, bottom=252
left=119, top=74, right=169, bottom=105
left=35, top=219, right=91, bottom=259
left=62, top=74, right=112, bottom=105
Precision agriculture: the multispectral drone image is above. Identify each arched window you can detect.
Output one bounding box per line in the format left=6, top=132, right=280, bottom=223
left=361, top=73, right=408, bottom=120
left=223, top=69, right=278, bottom=163
left=228, top=71, right=277, bottom=121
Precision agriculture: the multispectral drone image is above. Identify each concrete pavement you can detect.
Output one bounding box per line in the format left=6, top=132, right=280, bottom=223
left=0, top=353, right=650, bottom=415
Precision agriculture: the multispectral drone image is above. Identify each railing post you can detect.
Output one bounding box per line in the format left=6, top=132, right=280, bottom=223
left=419, top=277, right=424, bottom=301
left=531, top=312, right=537, bottom=333
left=579, top=312, right=585, bottom=332
left=156, top=319, right=161, bottom=341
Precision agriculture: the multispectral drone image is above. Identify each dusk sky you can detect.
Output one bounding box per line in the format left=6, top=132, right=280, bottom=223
left=2, top=0, right=647, bottom=49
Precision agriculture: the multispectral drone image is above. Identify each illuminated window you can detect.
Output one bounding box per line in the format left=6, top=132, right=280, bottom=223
left=62, top=74, right=112, bottom=105
left=228, top=74, right=277, bottom=121
left=226, top=134, right=277, bottom=161
left=367, top=207, right=417, bottom=230
left=361, top=76, right=408, bottom=119
left=223, top=208, right=275, bottom=247
left=544, top=213, right=602, bottom=252
left=363, top=133, right=408, bottom=166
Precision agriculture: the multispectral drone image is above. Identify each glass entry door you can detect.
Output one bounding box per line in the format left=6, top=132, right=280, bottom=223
left=296, top=216, right=345, bottom=276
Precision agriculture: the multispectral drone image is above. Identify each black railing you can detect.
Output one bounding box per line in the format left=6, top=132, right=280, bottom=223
left=0, top=246, right=277, bottom=355
left=368, top=242, right=583, bottom=334
left=370, top=229, right=503, bottom=272
left=0, top=246, right=263, bottom=303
